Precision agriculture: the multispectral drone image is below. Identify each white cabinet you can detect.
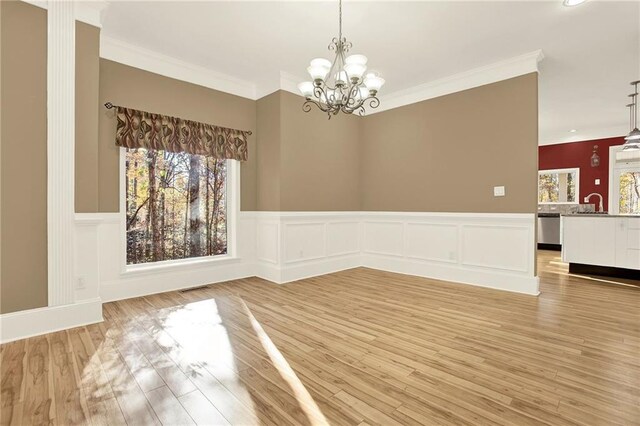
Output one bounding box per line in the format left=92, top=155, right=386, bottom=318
left=562, top=216, right=640, bottom=270
left=615, top=218, right=640, bottom=270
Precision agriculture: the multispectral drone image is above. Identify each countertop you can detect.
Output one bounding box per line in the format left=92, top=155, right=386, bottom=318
left=562, top=213, right=640, bottom=218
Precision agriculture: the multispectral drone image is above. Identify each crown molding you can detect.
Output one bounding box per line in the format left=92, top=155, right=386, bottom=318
left=20, top=0, right=107, bottom=28
left=98, top=35, right=543, bottom=109
left=254, top=71, right=303, bottom=100
left=369, top=49, right=544, bottom=115
left=100, top=36, right=257, bottom=100
left=279, top=71, right=304, bottom=97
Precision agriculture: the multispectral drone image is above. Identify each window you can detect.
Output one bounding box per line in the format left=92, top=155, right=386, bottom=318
left=609, top=146, right=640, bottom=215
left=618, top=171, right=640, bottom=214
left=125, top=148, right=228, bottom=265
left=538, top=168, right=579, bottom=204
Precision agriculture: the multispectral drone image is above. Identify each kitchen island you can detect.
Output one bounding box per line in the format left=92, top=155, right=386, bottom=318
left=561, top=214, right=640, bottom=279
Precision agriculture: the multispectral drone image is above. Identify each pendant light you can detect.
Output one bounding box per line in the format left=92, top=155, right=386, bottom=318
left=623, top=80, right=640, bottom=150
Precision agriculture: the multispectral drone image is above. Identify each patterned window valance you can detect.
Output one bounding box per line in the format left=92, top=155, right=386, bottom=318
left=113, top=105, right=251, bottom=161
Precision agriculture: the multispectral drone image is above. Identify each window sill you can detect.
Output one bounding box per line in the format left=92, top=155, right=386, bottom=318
left=120, top=254, right=241, bottom=277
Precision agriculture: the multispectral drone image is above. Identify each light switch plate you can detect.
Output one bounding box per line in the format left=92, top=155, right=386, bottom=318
left=494, top=186, right=505, bottom=197
left=595, top=178, right=600, bottom=185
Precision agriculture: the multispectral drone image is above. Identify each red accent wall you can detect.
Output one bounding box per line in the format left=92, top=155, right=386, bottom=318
left=538, top=137, right=625, bottom=211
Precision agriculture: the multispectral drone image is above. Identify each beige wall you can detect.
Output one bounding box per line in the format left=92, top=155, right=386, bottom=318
left=279, top=91, right=361, bottom=211
left=255, top=90, right=361, bottom=211
left=360, top=73, right=539, bottom=213
left=0, top=1, right=48, bottom=314
left=75, top=22, right=100, bottom=213
left=96, top=60, right=257, bottom=212
left=256, top=92, right=282, bottom=211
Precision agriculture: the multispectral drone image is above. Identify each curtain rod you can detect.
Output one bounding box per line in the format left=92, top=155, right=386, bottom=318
left=103, top=102, right=252, bottom=135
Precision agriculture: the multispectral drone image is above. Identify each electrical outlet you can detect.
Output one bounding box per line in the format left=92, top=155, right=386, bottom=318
left=595, top=178, right=600, bottom=185
left=77, top=276, right=87, bottom=289
left=493, top=186, right=506, bottom=197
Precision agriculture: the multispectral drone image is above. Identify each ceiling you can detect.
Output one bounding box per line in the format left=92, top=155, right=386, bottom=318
left=101, top=1, right=640, bottom=145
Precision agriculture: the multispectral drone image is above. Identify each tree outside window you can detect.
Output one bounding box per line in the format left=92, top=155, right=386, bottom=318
left=125, top=148, right=227, bottom=265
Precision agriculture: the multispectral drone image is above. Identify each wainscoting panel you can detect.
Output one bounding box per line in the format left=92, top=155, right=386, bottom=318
left=284, top=222, right=326, bottom=263
left=253, top=212, right=537, bottom=294
left=257, top=221, right=280, bottom=264
left=326, top=222, right=360, bottom=257
left=363, top=221, right=405, bottom=256
left=360, top=212, right=538, bottom=295
left=405, top=222, right=459, bottom=263
left=461, top=225, right=531, bottom=272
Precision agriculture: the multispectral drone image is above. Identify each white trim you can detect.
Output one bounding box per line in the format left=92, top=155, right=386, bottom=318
left=0, top=298, right=103, bottom=344
left=362, top=254, right=539, bottom=295
left=47, top=0, right=76, bottom=307
left=369, top=49, right=544, bottom=114
left=118, top=149, right=241, bottom=275
left=73, top=1, right=107, bottom=28
left=609, top=144, right=640, bottom=215
left=100, top=36, right=257, bottom=100
left=253, top=211, right=539, bottom=295
left=99, top=35, right=542, bottom=112
left=19, top=0, right=107, bottom=28
left=75, top=212, right=120, bottom=225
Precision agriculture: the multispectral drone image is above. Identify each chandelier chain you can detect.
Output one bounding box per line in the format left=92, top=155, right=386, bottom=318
left=338, top=0, right=342, bottom=42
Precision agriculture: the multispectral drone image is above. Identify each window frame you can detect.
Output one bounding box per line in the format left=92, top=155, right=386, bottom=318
left=537, top=167, right=580, bottom=205
left=118, top=147, right=240, bottom=276
left=609, top=145, right=640, bottom=215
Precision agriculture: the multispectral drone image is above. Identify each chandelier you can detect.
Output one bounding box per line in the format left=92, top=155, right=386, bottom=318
left=297, top=0, right=385, bottom=118
left=624, top=80, right=640, bottom=150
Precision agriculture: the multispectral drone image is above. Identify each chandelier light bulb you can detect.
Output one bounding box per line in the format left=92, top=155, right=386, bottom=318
left=307, top=65, right=330, bottom=82
left=364, top=74, right=385, bottom=94
left=344, top=63, right=367, bottom=82
left=345, top=54, right=368, bottom=65
left=335, top=70, right=349, bottom=85
left=298, top=82, right=315, bottom=99
left=310, top=58, right=332, bottom=69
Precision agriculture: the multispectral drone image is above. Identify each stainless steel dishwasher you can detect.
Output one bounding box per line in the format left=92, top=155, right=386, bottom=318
left=537, top=213, right=561, bottom=250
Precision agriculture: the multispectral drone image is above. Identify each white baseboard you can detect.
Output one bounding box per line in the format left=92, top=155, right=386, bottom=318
left=100, top=260, right=255, bottom=302
left=257, top=254, right=362, bottom=284
left=0, top=298, right=103, bottom=344
left=362, top=254, right=540, bottom=295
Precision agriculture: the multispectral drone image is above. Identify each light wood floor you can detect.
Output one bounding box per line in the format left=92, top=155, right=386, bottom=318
left=1, top=251, right=639, bottom=426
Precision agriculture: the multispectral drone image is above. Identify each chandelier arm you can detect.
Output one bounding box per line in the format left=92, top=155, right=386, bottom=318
left=347, top=83, right=361, bottom=107
left=367, top=97, right=381, bottom=109
left=303, top=99, right=329, bottom=114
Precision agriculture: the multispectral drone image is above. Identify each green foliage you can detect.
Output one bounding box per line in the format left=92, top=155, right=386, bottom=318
left=619, top=171, right=640, bottom=214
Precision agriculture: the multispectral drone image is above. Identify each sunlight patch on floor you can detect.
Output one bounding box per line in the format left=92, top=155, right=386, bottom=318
left=241, top=299, right=330, bottom=426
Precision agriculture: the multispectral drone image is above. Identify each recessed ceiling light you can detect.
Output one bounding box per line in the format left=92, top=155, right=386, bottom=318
left=563, top=0, right=586, bottom=7
left=569, top=129, right=577, bottom=133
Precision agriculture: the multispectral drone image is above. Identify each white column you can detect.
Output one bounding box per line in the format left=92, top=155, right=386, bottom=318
left=47, top=0, right=76, bottom=306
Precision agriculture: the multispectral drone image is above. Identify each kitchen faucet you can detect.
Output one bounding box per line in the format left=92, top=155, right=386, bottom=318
left=584, top=193, right=604, bottom=212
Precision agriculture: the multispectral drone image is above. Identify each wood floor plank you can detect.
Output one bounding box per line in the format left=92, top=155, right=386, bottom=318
left=178, top=390, right=230, bottom=426
left=145, top=385, right=195, bottom=425
left=1, top=250, right=639, bottom=425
